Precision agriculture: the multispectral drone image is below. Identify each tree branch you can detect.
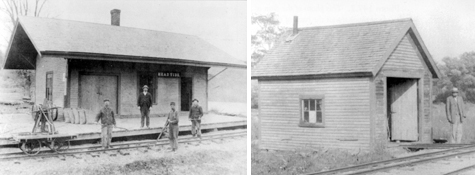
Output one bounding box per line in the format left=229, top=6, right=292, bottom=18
left=37, top=0, right=46, bottom=17
left=34, top=0, right=38, bottom=16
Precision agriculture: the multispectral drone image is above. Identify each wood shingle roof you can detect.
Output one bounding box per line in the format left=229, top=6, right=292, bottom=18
left=4, top=16, right=245, bottom=69
left=252, top=18, right=440, bottom=79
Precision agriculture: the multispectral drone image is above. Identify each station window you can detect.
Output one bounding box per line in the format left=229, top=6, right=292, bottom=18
left=45, top=71, right=53, bottom=102
left=299, top=95, right=325, bottom=128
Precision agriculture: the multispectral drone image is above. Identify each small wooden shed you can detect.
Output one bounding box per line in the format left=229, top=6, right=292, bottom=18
left=3, top=10, right=245, bottom=117
left=252, top=18, right=442, bottom=150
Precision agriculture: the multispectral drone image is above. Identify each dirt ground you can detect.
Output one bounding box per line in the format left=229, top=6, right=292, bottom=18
left=0, top=136, right=246, bottom=175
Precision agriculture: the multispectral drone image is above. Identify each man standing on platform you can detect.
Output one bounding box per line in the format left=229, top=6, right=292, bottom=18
left=96, top=99, right=116, bottom=149
left=137, top=85, right=153, bottom=128
left=446, top=87, right=466, bottom=143
left=189, top=99, right=203, bottom=138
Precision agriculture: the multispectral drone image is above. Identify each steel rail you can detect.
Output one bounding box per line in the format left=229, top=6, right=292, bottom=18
left=303, top=144, right=475, bottom=175
left=348, top=147, right=475, bottom=175
left=0, top=130, right=246, bottom=160
left=444, top=164, right=475, bottom=175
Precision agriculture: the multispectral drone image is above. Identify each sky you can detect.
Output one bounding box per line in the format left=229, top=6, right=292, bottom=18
left=0, top=0, right=247, bottom=61
left=251, top=0, right=475, bottom=63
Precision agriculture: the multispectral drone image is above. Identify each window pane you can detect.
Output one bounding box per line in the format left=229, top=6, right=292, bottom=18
left=309, top=111, right=316, bottom=123
left=304, top=100, right=309, bottom=110
left=317, top=112, right=323, bottom=123
left=304, top=112, right=309, bottom=122
left=310, top=99, right=315, bottom=110
left=316, top=99, right=322, bottom=110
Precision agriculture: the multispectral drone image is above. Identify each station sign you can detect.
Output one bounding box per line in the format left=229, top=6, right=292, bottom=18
left=157, top=72, right=180, bottom=77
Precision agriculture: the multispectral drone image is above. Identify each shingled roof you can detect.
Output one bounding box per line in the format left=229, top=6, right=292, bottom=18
left=252, top=18, right=440, bottom=79
left=4, top=16, right=245, bottom=69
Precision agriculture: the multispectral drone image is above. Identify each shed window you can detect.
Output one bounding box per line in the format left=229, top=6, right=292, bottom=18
left=299, top=96, right=324, bottom=128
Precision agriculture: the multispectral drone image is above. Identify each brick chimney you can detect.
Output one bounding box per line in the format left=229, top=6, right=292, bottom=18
left=293, top=16, right=298, bottom=35
left=110, top=9, right=121, bottom=26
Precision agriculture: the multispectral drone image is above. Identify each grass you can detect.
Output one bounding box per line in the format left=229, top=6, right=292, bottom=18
left=251, top=146, right=393, bottom=175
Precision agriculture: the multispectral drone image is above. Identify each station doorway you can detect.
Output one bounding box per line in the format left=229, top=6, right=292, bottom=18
left=181, top=77, right=192, bottom=111
left=387, top=77, right=419, bottom=142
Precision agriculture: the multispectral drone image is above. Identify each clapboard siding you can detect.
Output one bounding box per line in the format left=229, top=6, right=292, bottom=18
left=259, top=78, right=371, bottom=150
left=382, top=34, right=425, bottom=72
left=372, top=33, right=433, bottom=146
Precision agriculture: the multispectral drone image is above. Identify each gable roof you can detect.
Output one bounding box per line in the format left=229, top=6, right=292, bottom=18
left=251, top=18, right=441, bottom=79
left=3, top=16, right=245, bottom=69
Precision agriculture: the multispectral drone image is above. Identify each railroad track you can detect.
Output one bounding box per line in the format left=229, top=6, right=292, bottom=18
left=0, top=129, right=246, bottom=160
left=304, top=144, right=475, bottom=175
left=444, top=164, right=475, bottom=175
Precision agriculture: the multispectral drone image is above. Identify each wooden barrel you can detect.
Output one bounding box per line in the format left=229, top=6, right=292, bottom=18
left=71, top=108, right=78, bottom=124
left=79, top=109, right=87, bottom=124
left=56, top=108, right=65, bottom=122
left=75, top=108, right=81, bottom=124
left=64, top=108, right=71, bottom=123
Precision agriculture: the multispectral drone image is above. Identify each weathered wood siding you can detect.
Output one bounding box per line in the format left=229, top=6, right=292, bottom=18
left=35, top=55, right=68, bottom=107
left=258, top=78, right=371, bottom=150
left=68, top=60, right=208, bottom=116
left=372, top=33, right=433, bottom=147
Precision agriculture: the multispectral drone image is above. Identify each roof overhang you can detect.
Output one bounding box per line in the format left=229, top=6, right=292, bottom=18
left=3, top=21, right=39, bottom=70
left=4, top=17, right=246, bottom=70
left=43, top=51, right=246, bottom=69
left=251, top=72, right=373, bottom=81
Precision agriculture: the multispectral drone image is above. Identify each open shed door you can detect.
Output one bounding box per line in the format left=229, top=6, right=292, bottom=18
left=388, top=78, right=418, bottom=141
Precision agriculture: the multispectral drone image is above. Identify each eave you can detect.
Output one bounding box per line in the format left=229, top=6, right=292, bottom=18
left=251, top=72, right=373, bottom=81
left=42, top=51, right=246, bottom=69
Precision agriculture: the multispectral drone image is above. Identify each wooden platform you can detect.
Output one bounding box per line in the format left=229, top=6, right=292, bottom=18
left=0, top=113, right=246, bottom=146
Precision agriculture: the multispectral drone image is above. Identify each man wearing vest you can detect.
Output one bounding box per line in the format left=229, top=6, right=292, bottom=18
left=137, top=85, right=153, bottom=128
left=446, top=87, right=466, bottom=143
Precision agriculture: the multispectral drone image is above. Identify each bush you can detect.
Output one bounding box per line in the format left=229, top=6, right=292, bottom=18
left=433, top=52, right=475, bottom=103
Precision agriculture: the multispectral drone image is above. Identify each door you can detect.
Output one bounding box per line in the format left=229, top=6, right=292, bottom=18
left=80, top=75, right=118, bottom=113
left=388, top=79, right=418, bottom=141
left=181, top=77, right=192, bottom=111
left=157, top=77, right=180, bottom=112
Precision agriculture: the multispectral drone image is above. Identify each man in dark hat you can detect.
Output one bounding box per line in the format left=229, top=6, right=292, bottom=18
left=446, top=87, right=466, bottom=143
left=137, top=85, right=153, bottom=128
left=96, top=99, right=116, bottom=149
left=189, top=99, right=203, bottom=138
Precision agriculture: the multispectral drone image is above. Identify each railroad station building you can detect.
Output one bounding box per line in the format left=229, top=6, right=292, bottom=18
left=252, top=17, right=441, bottom=150
left=3, top=10, right=246, bottom=117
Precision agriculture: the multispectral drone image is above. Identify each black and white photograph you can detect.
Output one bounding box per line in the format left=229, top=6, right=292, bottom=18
left=0, top=0, right=246, bottom=174
left=4, top=0, right=475, bottom=174
left=251, top=0, right=475, bottom=174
